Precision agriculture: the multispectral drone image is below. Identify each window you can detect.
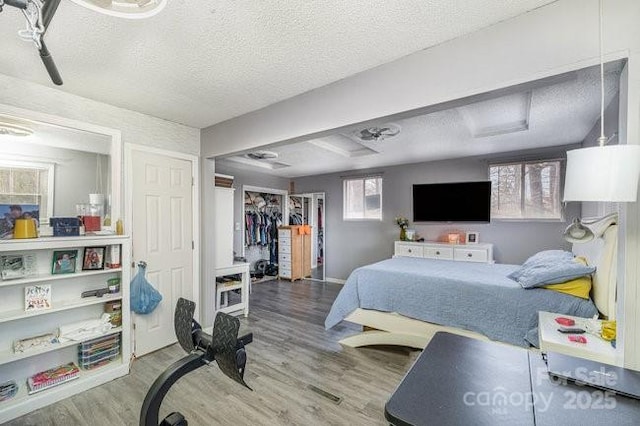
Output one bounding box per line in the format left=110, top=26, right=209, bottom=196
left=0, top=161, right=54, bottom=224
left=489, top=160, right=562, bottom=220
left=343, top=176, right=383, bottom=220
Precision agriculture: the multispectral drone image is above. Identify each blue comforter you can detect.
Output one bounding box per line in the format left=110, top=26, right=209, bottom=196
left=325, top=257, right=598, bottom=347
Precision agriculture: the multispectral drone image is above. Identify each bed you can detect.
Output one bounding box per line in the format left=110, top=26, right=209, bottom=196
left=325, top=225, right=617, bottom=349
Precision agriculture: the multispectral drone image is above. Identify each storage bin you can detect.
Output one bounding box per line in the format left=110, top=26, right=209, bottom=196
left=78, top=333, right=120, bottom=370
left=50, top=217, right=80, bottom=237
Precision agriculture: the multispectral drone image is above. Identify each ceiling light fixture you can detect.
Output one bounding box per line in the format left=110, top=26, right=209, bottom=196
left=67, top=0, right=167, bottom=19
left=563, top=0, right=640, bottom=203
left=0, top=122, right=34, bottom=137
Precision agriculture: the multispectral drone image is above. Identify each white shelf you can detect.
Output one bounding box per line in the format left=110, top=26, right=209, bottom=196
left=0, top=327, right=122, bottom=366
left=0, top=267, right=122, bottom=289
left=0, top=293, right=122, bottom=324
left=0, top=235, right=129, bottom=251
left=0, top=234, right=131, bottom=423
left=0, top=358, right=127, bottom=423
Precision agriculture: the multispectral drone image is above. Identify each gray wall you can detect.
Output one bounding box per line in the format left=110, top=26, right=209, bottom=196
left=294, top=148, right=580, bottom=280
left=215, top=162, right=290, bottom=257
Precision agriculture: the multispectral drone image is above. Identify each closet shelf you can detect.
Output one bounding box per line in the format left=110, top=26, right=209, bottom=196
left=0, top=268, right=122, bottom=289
left=0, top=293, right=122, bottom=324
left=0, top=328, right=122, bottom=366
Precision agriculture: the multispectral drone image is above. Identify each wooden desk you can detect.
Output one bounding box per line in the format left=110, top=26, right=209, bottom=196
left=385, top=332, right=640, bottom=426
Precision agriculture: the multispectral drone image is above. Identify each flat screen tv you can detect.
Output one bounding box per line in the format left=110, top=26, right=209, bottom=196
left=412, top=181, right=491, bottom=223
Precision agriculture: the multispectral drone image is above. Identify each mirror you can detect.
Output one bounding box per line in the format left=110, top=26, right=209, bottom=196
left=288, top=192, right=325, bottom=281
left=0, top=108, right=120, bottom=236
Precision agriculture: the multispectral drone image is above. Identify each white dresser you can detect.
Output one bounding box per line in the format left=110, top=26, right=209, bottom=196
left=394, top=241, right=494, bottom=263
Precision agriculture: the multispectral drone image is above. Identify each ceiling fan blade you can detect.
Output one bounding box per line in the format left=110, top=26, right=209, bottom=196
left=39, top=40, right=63, bottom=85
left=42, top=0, right=61, bottom=29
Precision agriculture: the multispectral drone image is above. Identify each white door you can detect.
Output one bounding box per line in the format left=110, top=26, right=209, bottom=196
left=131, top=149, right=194, bottom=356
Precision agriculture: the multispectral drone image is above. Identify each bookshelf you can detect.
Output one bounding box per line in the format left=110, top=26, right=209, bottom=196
left=0, top=235, right=131, bottom=423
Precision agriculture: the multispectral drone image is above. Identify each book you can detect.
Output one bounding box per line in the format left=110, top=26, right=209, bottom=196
left=27, top=362, right=80, bottom=395
left=25, top=284, right=52, bottom=312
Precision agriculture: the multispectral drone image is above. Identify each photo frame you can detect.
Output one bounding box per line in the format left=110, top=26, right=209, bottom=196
left=51, top=250, right=78, bottom=274
left=0, top=204, right=40, bottom=239
left=82, top=246, right=106, bottom=271
left=466, top=232, right=479, bottom=244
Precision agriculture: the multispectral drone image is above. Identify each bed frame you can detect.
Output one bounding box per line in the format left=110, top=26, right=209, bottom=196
left=338, top=225, right=618, bottom=349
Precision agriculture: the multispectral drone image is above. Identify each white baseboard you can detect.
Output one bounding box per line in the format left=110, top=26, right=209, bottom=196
left=325, top=277, right=346, bottom=285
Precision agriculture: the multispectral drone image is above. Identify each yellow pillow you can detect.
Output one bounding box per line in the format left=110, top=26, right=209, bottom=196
left=543, top=276, right=592, bottom=299
left=542, top=256, right=592, bottom=299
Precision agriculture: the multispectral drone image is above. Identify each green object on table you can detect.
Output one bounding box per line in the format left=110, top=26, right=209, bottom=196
left=400, top=228, right=407, bottom=241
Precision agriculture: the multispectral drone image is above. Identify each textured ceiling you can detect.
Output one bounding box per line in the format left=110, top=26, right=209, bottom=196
left=0, top=0, right=557, bottom=128
left=217, top=63, right=622, bottom=178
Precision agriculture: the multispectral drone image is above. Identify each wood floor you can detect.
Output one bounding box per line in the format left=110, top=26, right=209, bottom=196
left=8, top=280, right=419, bottom=425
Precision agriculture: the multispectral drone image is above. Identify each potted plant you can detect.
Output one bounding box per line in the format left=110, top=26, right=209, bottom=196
left=395, top=216, right=410, bottom=241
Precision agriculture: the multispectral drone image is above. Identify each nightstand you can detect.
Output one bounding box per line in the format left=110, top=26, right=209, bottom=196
left=538, top=311, right=619, bottom=366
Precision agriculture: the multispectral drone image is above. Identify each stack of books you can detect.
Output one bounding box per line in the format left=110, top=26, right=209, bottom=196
left=27, top=362, right=80, bottom=395
left=214, top=174, right=234, bottom=188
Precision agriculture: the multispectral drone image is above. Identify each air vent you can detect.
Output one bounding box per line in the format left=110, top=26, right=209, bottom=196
left=246, top=151, right=279, bottom=160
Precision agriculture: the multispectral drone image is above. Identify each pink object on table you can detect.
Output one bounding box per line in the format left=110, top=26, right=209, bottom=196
left=555, top=317, right=575, bottom=326
left=568, top=335, right=587, bottom=344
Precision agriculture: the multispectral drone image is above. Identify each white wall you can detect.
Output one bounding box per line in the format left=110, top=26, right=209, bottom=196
left=0, top=73, right=200, bottom=155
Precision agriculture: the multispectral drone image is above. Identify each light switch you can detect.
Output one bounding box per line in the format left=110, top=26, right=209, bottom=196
left=235, top=222, right=240, bottom=231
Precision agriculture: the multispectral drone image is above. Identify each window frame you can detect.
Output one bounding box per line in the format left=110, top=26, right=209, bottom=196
left=342, top=175, right=383, bottom=221
left=488, top=159, right=564, bottom=222
left=0, top=159, right=55, bottom=224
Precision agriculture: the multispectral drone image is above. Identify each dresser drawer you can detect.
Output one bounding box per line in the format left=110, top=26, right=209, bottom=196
left=279, top=243, right=292, bottom=254
left=279, top=260, right=291, bottom=271
left=278, top=229, right=292, bottom=239
left=279, top=252, right=292, bottom=263
left=424, top=246, right=454, bottom=260
left=279, top=268, right=292, bottom=278
left=454, top=248, right=488, bottom=263
left=395, top=244, right=423, bottom=257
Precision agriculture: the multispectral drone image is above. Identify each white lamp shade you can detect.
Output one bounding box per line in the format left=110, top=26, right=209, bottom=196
left=564, top=145, right=640, bottom=202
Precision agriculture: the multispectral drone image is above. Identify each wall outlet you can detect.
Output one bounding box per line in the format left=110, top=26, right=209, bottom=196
left=235, top=222, right=240, bottom=231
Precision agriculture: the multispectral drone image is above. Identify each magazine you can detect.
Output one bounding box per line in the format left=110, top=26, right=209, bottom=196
left=27, top=362, right=80, bottom=394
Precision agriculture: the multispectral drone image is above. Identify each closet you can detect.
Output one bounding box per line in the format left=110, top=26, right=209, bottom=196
left=242, top=187, right=286, bottom=278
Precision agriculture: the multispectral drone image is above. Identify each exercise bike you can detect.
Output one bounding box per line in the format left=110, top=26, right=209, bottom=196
left=140, top=298, right=253, bottom=426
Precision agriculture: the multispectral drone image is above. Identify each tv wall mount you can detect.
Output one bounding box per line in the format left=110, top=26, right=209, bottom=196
left=0, top=0, right=63, bottom=85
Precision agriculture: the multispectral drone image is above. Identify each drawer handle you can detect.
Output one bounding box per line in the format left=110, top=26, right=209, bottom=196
left=436, top=251, right=440, bottom=255
left=408, top=249, right=412, bottom=253
left=467, top=253, right=473, bottom=257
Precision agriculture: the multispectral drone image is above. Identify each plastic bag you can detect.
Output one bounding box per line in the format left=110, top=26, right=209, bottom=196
left=130, top=264, right=162, bottom=314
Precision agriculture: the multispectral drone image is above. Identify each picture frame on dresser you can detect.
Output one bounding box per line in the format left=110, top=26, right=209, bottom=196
left=466, top=231, right=479, bottom=244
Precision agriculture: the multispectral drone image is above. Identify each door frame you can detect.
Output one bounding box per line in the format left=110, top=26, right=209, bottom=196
left=124, top=143, right=201, bottom=322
